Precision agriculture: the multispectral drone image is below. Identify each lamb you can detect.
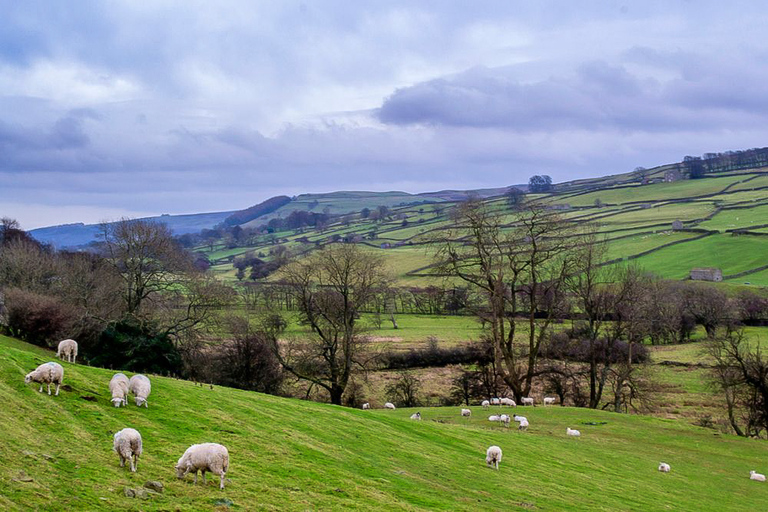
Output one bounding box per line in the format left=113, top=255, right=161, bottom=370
left=500, top=397, right=516, bottom=407
left=518, top=418, right=529, bottom=431
left=750, top=470, right=766, bottom=482
left=490, top=397, right=501, bottom=406
left=461, top=408, right=472, bottom=417
left=384, top=402, right=396, bottom=410
left=486, top=445, right=502, bottom=470
left=410, top=412, right=422, bottom=420
left=109, top=373, right=130, bottom=407
left=543, top=397, right=556, bottom=406
left=362, top=403, right=370, bottom=410
left=175, top=443, right=230, bottom=490
left=25, top=362, right=64, bottom=396
left=129, top=374, right=151, bottom=407
left=658, top=462, right=671, bottom=473
left=56, top=339, right=78, bottom=363
left=566, top=427, right=581, bottom=437
left=521, top=397, right=535, bottom=406
left=499, top=414, right=511, bottom=427
left=481, top=400, right=490, bottom=409
left=113, top=428, right=142, bottom=472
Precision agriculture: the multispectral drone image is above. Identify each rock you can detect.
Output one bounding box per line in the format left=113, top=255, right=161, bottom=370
left=134, top=488, right=150, bottom=499
left=144, top=481, right=164, bottom=493
left=22, top=450, right=36, bottom=459
left=123, top=487, right=135, bottom=498
left=213, top=498, right=235, bottom=507
left=14, top=471, right=34, bottom=483
left=42, top=454, right=55, bottom=461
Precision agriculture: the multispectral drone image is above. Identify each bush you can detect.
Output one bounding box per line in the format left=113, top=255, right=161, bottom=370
left=3, top=288, right=76, bottom=347
left=381, top=341, right=490, bottom=370
left=87, top=319, right=182, bottom=375
left=385, top=372, right=422, bottom=407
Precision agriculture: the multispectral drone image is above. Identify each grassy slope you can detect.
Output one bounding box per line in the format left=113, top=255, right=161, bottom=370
left=3, top=335, right=768, bottom=511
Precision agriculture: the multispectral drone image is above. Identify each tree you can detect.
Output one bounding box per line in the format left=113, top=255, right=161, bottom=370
left=436, top=199, right=577, bottom=401
left=386, top=371, right=422, bottom=407
left=528, top=175, right=553, bottom=193
left=683, top=155, right=706, bottom=179
left=505, top=188, right=525, bottom=209
left=275, top=244, right=391, bottom=405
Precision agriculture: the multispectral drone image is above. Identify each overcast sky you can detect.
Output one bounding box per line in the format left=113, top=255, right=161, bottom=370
left=2, top=1, right=768, bottom=229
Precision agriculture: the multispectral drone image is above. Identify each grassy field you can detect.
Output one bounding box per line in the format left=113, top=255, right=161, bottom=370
left=4, top=334, right=768, bottom=511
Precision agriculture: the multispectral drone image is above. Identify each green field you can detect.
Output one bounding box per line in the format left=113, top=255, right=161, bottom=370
left=698, top=204, right=768, bottom=231
left=4, top=335, right=768, bottom=511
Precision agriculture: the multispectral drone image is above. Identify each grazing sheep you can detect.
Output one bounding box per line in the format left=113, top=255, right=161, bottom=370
left=513, top=415, right=527, bottom=422
left=461, top=408, right=472, bottom=417
left=109, top=373, right=130, bottom=407
left=658, top=462, right=671, bottom=473
left=488, top=415, right=501, bottom=422
left=750, top=471, right=766, bottom=482
left=521, top=397, right=534, bottom=406
left=518, top=418, right=529, bottom=431
left=176, top=443, right=230, bottom=490
left=500, top=397, right=516, bottom=407
left=410, top=412, right=422, bottom=421
left=543, top=397, right=556, bottom=406
left=481, top=400, right=490, bottom=409
left=56, top=339, right=78, bottom=363
left=500, top=414, right=511, bottom=427
left=113, top=428, right=142, bottom=472
left=486, top=445, right=502, bottom=470
left=384, top=402, right=396, bottom=410
left=490, top=397, right=501, bottom=406
left=566, top=427, right=581, bottom=437
left=129, top=374, right=151, bottom=408
left=24, top=362, right=64, bottom=396
left=362, top=403, right=370, bottom=410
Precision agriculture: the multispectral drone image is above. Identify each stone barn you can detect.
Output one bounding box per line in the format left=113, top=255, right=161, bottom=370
left=690, top=267, right=723, bottom=282
left=665, top=169, right=682, bottom=182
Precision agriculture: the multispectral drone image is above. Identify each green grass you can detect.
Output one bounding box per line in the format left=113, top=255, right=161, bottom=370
left=4, top=334, right=768, bottom=511
left=698, top=203, right=768, bottom=231
left=603, top=231, right=699, bottom=261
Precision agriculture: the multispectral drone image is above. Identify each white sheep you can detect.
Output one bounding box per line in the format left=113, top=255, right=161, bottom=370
left=461, top=408, right=472, bottom=417
left=490, top=397, right=501, bottom=406
left=488, top=415, right=501, bottom=422
left=750, top=470, right=766, bottom=482
left=362, top=403, right=370, bottom=410
left=410, top=412, right=422, bottom=421
left=500, top=414, right=511, bottom=427
left=113, top=428, right=142, bottom=472
left=481, top=400, right=490, bottom=409
left=518, top=418, right=529, bottom=431
left=109, top=373, right=130, bottom=407
left=384, top=402, right=396, bottom=410
left=129, top=374, right=151, bottom=408
left=25, top=362, right=64, bottom=396
left=486, top=445, right=502, bottom=470
left=567, top=427, right=581, bottom=437
left=500, top=397, right=516, bottom=407
left=543, top=397, right=556, bottom=406
left=513, top=415, right=527, bottom=423
left=56, top=339, right=78, bottom=363
left=521, top=397, right=534, bottom=406
left=658, top=462, right=670, bottom=473
left=175, top=443, right=230, bottom=489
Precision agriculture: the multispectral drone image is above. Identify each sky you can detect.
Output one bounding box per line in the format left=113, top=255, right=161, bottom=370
left=2, top=1, right=768, bottom=229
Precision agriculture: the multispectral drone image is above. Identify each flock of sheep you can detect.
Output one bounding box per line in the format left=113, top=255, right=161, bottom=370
left=23, top=339, right=231, bottom=490
left=20, top=337, right=768, bottom=495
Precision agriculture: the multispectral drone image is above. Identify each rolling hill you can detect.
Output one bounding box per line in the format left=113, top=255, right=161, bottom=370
left=3, top=334, right=768, bottom=511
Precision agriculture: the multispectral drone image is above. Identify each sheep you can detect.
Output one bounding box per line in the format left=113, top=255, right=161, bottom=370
left=109, top=373, right=130, bottom=407
left=490, top=397, right=501, bottom=406
left=113, top=428, right=142, bottom=472
left=384, top=402, right=396, bottom=410
left=513, top=415, right=527, bottom=423
left=461, top=408, right=472, bottom=417
left=750, top=470, right=766, bottom=482
left=566, top=427, right=581, bottom=437
left=481, top=400, right=490, bottom=409
left=175, top=443, right=230, bottom=490
left=362, top=403, right=370, bottom=410
left=521, top=397, right=535, bottom=406
left=500, top=397, right=516, bottom=407
left=410, top=412, right=422, bottom=421
left=24, top=362, right=64, bottom=396
left=518, top=418, right=529, bottom=431
left=543, top=397, right=556, bottom=406
left=129, top=374, right=151, bottom=408
left=486, top=445, right=502, bottom=470
left=499, top=414, right=511, bottom=427
left=658, top=462, right=671, bottom=473
left=56, top=339, right=78, bottom=363
left=488, top=415, right=501, bottom=422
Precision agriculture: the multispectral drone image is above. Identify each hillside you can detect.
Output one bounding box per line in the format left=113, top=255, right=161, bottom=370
left=3, top=335, right=768, bottom=511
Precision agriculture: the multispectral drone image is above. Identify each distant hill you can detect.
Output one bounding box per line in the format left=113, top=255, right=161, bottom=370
left=224, top=195, right=292, bottom=226
left=30, top=210, right=233, bottom=249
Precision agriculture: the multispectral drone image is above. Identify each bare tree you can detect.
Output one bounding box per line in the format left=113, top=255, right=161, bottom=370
left=275, top=244, right=391, bottom=405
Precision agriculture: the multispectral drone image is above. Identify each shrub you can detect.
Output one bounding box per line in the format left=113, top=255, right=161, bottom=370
left=87, top=319, right=182, bottom=375
left=381, top=342, right=490, bottom=370
left=3, top=288, right=76, bottom=347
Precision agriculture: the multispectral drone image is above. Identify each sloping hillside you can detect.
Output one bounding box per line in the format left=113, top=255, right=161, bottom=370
left=2, top=335, right=768, bottom=511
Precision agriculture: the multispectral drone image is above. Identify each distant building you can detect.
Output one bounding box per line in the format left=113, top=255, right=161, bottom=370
left=380, top=242, right=391, bottom=249
left=665, top=169, right=682, bottom=182
left=672, top=220, right=684, bottom=230
left=690, top=268, right=723, bottom=282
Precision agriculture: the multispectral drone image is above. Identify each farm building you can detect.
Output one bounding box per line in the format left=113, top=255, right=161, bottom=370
left=690, top=267, right=723, bottom=282
left=672, top=220, right=684, bottom=230
left=665, top=169, right=682, bottom=182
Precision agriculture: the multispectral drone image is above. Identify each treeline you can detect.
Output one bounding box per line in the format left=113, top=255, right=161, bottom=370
left=223, top=195, right=292, bottom=226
